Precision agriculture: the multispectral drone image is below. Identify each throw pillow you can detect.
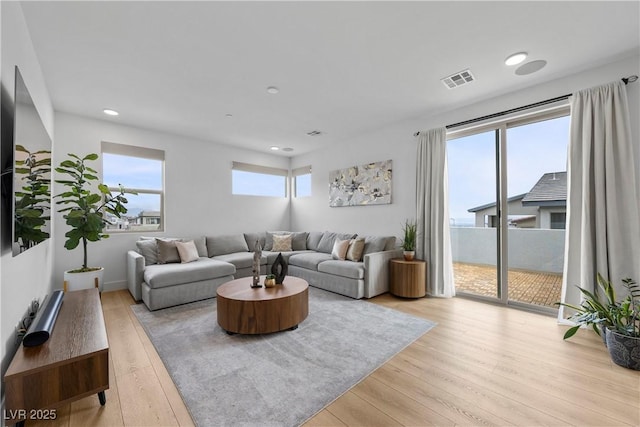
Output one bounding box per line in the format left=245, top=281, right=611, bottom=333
left=136, top=239, right=158, bottom=265
left=346, top=238, right=366, bottom=262
left=156, top=239, right=181, bottom=264
left=272, top=234, right=292, bottom=251
left=175, top=240, right=199, bottom=263
left=331, top=239, right=350, bottom=260
left=264, top=231, right=289, bottom=251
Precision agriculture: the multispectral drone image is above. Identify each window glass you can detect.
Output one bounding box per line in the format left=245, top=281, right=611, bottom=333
left=232, top=170, right=286, bottom=197
left=102, top=142, right=164, bottom=232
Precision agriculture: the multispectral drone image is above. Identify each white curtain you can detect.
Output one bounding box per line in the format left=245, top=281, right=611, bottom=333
left=560, top=80, right=640, bottom=317
left=416, top=128, right=455, bottom=297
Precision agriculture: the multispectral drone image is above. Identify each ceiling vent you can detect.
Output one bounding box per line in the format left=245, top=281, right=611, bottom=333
left=306, top=130, right=322, bottom=136
left=441, top=69, right=475, bottom=89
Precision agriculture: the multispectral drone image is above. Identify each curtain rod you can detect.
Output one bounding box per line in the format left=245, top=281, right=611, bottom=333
left=414, top=75, right=638, bottom=136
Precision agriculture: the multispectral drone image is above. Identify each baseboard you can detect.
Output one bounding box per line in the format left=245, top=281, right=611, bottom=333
left=103, top=280, right=127, bottom=292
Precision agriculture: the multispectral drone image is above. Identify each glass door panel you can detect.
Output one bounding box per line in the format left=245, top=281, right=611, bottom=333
left=505, top=116, right=569, bottom=309
left=448, top=130, right=498, bottom=300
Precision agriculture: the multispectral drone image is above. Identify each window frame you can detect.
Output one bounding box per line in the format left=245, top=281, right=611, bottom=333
left=231, top=161, right=289, bottom=198
left=101, top=141, right=165, bottom=233
left=292, top=165, right=312, bottom=198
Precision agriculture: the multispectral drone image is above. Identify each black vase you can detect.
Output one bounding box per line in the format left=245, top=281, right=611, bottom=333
left=271, top=253, right=288, bottom=284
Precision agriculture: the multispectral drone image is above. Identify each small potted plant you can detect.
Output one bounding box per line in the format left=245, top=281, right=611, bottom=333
left=401, top=219, right=417, bottom=261
left=55, top=153, right=133, bottom=291
left=557, top=274, right=639, bottom=370
left=264, top=274, right=276, bottom=288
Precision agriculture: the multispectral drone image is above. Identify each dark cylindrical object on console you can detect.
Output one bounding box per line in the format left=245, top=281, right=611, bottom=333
left=23, top=290, right=64, bottom=347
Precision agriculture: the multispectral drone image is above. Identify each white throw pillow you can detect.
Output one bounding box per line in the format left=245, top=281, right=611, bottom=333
left=331, top=239, right=350, bottom=260
left=272, top=234, right=292, bottom=251
left=175, top=240, right=199, bottom=263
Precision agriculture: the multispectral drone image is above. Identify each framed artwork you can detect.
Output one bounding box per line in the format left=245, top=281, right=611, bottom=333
left=329, top=159, right=392, bottom=207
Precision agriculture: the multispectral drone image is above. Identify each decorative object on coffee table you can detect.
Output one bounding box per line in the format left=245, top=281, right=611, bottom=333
left=271, top=252, right=288, bottom=284
left=264, top=274, right=276, bottom=288
left=251, top=239, right=262, bottom=288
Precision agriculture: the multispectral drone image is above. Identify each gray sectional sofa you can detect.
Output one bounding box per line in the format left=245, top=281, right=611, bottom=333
left=127, top=231, right=401, bottom=310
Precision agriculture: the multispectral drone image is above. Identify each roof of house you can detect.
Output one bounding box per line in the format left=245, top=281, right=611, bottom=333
left=521, top=172, right=567, bottom=207
left=468, top=171, right=567, bottom=212
left=138, top=211, right=161, bottom=217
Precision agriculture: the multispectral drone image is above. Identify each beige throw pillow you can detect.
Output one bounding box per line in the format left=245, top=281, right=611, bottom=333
left=175, top=240, right=199, bottom=263
left=272, top=234, right=292, bottom=251
left=346, top=238, right=366, bottom=262
left=156, top=239, right=181, bottom=264
left=331, top=239, right=350, bottom=260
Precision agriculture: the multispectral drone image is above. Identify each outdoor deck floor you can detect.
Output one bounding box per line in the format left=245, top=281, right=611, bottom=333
left=453, top=262, right=562, bottom=308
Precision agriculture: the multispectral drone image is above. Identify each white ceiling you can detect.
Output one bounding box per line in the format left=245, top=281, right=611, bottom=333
left=20, top=1, right=640, bottom=156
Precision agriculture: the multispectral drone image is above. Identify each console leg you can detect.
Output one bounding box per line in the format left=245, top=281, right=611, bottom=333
left=98, top=390, right=106, bottom=406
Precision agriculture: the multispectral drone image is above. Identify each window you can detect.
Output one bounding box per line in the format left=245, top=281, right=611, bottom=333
left=292, top=165, right=311, bottom=197
left=232, top=161, right=288, bottom=197
left=101, top=141, right=164, bottom=232
left=448, top=107, right=570, bottom=313
left=550, top=212, right=566, bottom=229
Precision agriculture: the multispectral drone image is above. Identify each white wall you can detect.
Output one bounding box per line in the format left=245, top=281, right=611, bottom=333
left=291, top=54, right=640, bottom=242
left=53, top=113, right=291, bottom=291
left=0, top=1, right=55, bottom=397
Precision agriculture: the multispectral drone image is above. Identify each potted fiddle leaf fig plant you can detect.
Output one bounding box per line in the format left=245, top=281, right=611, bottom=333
left=55, top=153, right=133, bottom=291
left=557, top=274, right=640, bottom=370
left=401, top=219, right=417, bottom=261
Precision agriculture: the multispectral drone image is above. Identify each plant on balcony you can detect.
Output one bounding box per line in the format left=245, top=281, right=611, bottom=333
left=556, top=274, right=639, bottom=370
left=401, top=219, right=417, bottom=261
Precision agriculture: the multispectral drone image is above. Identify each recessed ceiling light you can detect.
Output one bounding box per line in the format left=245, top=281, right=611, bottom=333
left=270, top=146, right=280, bottom=151
left=505, top=52, right=528, bottom=66
left=266, top=86, right=279, bottom=94
left=103, top=108, right=119, bottom=116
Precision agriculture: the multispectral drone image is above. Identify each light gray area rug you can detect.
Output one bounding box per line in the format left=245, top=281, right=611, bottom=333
left=132, top=286, right=435, bottom=427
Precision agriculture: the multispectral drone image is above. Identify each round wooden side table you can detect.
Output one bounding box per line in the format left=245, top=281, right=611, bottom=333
left=389, top=258, right=427, bottom=298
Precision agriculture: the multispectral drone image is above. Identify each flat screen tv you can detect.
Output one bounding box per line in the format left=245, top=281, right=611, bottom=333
left=11, top=66, right=52, bottom=256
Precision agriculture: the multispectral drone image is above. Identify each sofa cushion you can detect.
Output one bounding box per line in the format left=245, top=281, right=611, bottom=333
left=144, top=258, right=235, bottom=289
left=331, top=239, right=350, bottom=260
left=272, top=234, right=292, bottom=251
left=288, top=252, right=332, bottom=271
left=206, top=234, right=249, bottom=257
left=193, top=236, right=208, bottom=258
left=363, top=235, right=392, bottom=255
left=317, top=232, right=356, bottom=254
left=136, top=239, right=158, bottom=265
left=306, top=231, right=324, bottom=251
left=263, top=250, right=314, bottom=265
left=175, top=240, right=199, bottom=263
left=290, top=232, right=309, bottom=251
left=213, top=252, right=266, bottom=270
left=346, top=237, right=366, bottom=262
left=244, top=232, right=266, bottom=251
left=156, top=239, right=181, bottom=264
left=318, top=260, right=365, bottom=280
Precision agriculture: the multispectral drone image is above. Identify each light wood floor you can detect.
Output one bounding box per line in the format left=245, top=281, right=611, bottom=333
left=29, top=289, right=639, bottom=427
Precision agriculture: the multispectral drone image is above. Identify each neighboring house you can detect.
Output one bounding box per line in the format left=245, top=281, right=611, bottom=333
left=468, top=172, right=567, bottom=229
left=135, top=210, right=161, bottom=227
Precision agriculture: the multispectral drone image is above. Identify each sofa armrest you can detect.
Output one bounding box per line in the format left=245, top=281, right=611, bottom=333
left=127, top=250, right=145, bottom=301
left=363, top=249, right=403, bottom=298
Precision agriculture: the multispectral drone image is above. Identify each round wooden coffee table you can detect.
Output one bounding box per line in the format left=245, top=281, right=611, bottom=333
left=216, top=276, right=309, bottom=335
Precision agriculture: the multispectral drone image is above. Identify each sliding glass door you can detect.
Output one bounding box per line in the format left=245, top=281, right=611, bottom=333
left=448, top=111, right=569, bottom=312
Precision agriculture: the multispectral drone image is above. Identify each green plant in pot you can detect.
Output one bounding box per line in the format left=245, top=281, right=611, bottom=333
left=401, top=219, right=417, bottom=261
left=557, top=274, right=640, bottom=370
left=55, top=153, right=133, bottom=291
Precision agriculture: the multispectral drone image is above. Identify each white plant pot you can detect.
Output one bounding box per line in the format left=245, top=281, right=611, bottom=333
left=403, top=251, right=415, bottom=261
left=64, top=267, right=104, bottom=292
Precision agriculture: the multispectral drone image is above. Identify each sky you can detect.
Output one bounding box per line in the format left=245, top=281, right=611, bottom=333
left=103, top=153, right=162, bottom=214
left=447, top=115, right=570, bottom=225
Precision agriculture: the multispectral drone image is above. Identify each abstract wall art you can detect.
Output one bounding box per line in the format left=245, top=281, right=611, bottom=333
left=329, top=159, right=392, bottom=207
